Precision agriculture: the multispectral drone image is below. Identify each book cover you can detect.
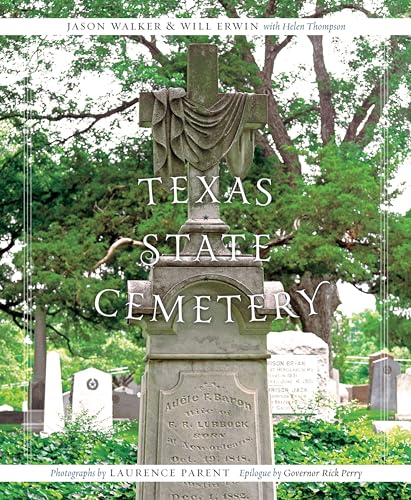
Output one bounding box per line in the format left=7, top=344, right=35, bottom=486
left=0, top=2, right=410, bottom=499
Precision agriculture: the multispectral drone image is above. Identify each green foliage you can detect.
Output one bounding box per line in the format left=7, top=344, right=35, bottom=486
left=0, top=416, right=137, bottom=498
left=332, top=310, right=411, bottom=384
left=275, top=408, right=411, bottom=499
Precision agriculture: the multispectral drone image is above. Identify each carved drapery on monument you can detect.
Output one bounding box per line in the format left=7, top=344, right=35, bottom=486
left=130, top=44, right=280, bottom=500
left=152, top=88, right=255, bottom=179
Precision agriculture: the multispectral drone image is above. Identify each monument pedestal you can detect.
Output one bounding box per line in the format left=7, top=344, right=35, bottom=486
left=129, top=258, right=278, bottom=500
left=131, top=42, right=275, bottom=500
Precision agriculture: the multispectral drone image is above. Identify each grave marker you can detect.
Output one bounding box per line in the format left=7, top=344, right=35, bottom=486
left=72, top=367, right=112, bottom=430
left=369, top=358, right=400, bottom=411
left=130, top=44, right=278, bottom=500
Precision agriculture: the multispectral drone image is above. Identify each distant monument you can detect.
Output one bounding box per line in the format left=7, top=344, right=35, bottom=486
left=71, top=367, right=112, bottom=431
left=267, top=331, right=331, bottom=420
left=369, top=357, right=400, bottom=411
left=43, top=351, right=64, bottom=434
left=129, top=44, right=280, bottom=500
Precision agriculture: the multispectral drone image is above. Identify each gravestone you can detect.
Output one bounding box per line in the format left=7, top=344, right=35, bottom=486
left=0, top=404, right=13, bottom=411
left=395, top=373, right=411, bottom=420
left=267, top=331, right=331, bottom=419
left=62, top=391, right=71, bottom=416
left=43, top=351, right=65, bottom=434
left=71, top=367, right=112, bottom=430
left=369, top=358, right=400, bottom=411
left=129, top=44, right=278, bottom=500
left=368, top=351, right=393, bottom=404
left=328, top=368, right=340, bottom=403
left=112, top=389, right=140, bottom=420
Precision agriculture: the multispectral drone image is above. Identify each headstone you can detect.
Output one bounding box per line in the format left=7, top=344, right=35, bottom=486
left=130, top=44, right=276, bottom=500
left=71, top=367, right=112, bottom=431
left=372, top=420, right=411, bottom=433
left=406, top=367, right=411, bottom=375
left=43, top=351, right=65, bottom=434
left=328, top=368, right=340, bottom=403
left=396, top=373, right=411, bottom=420
left=0, top=404, right=13, bottom=411
left=22, top=401, right=28, bottom=412
left=113, top=390, right=140, bottom=420
left=368, top=351, right=393, bottom=404
left=266, top=331, right=331, bottom=419
left=369, top=358, right=400, bottom=411
left=351, top=384, right=369, bottom=405
left=62, top=391, right=71, bottom=416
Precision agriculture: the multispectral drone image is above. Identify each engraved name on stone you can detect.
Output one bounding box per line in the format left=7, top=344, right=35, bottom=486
left=268, top=355, right=318, bottom=414
left=159, top=372, right=260, bottom=499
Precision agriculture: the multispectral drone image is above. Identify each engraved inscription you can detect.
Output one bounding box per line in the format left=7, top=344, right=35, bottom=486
left=267, top=355, right=318, bottom=414
left=158, top=372, right=260, bottom=499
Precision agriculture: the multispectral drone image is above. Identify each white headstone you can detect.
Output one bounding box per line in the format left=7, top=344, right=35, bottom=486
left=396, top=373, right=411, bottom=420
left=22, top=401, right=28, bottom=412
left=43, top=351, right=65, bottom=434
left=373, top=420, right=411, bottom=433
left=72, top=367, right=112, bottom=430
left=0, top=404, right=13, bottom=411
left=267, top=331, right=331, bottom=419
left=405, top=367, right=411, bottom=376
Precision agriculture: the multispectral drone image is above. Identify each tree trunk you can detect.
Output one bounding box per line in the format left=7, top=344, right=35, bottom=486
left=289, top=273, right=341, bottom=374
left=29, top=305, right=47, bottom=410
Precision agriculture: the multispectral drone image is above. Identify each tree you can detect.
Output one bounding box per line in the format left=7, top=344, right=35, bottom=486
left=0, top=1, right=410, bottom=368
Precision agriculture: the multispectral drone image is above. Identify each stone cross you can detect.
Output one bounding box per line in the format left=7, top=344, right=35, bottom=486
left=139, top=44, right=267, bottom=233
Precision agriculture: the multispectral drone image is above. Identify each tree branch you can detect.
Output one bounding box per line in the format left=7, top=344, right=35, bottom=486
left=0, top=234, right=18, bottom=257
left=343, top=37, right=407, bottom=146
left=91, top=237, right=144, bottom=273
left=265, top=0, right=277, bottom=17
left=124, top=35, right=166, bottom=64
left=309, top=35, right=336, bottom=144
left=261, top=217, right=302, bottom=257
left=255, top=130, right=276, bottom=158
left=262, top=35, right=294, bottom=84
left=343, top=82, right=380, bottom=143
left=283, top=104, right=320, bottom=125
left=47, top=323, right=75, bottom=356
left=306, top=4, right=377, bottom=18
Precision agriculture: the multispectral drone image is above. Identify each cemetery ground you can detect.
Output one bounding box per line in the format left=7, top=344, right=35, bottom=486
left=0, top=407, right=410, bottom=499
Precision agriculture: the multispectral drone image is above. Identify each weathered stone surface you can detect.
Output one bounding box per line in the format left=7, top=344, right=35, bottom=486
left=368, top=351, right=394, bottom=404
left=113, top=390, right=140, bottom=420
left=396, top=373, right=411, bottom=420
left=369, top=358, right=400, bottom=411
left=351, top=384, right=369, bottom=405
left=136, top=280, right=274, bottom=499
left=63, top=391, right=71, bottom=416
left=72, top=367, right=112, bottom=430
left=43, top=351, right=64, bottom=434
left=267, top=331, right=330, bottom=418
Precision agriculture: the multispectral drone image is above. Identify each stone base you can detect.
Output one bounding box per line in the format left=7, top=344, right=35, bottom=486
left=21, top=410, right=44, bottom=433
left=372, top=420, right=411, bottom=433
left=395, top=414, right=411, bottom=421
